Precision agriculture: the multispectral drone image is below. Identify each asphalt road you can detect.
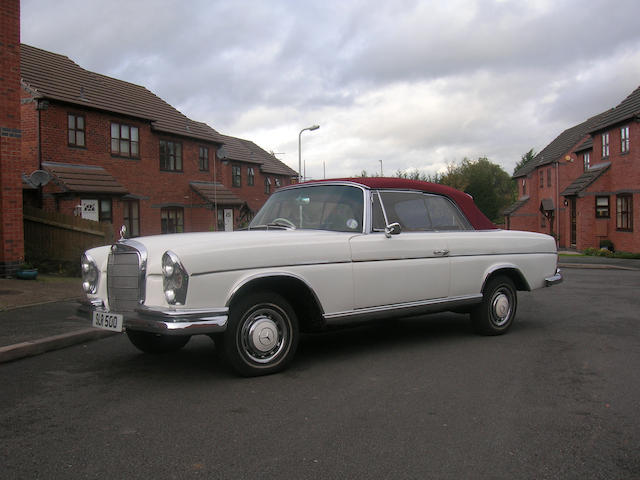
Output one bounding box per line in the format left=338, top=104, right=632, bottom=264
left=1, top=268, right=638, bottom=479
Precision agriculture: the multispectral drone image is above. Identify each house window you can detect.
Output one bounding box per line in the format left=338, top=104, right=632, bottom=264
left=616, top=194, right=633, bottom=231
left=583, top=152, right=590, bottom=171
left=539, top=170, right=543, bottom=188
left=602, top=132, right=610, bottom=158
left=264, top=177, right=272, bottom=194
left=68, top=114, right=85, bottom=147
left=595, top=196, right=610, bottom=218
left=621, top=126, right=630, bottom=153
left=111, top=123, right=139, bottom=158
left=123, top=200, right=140, bottom=237
left=99, top=199, right=112, bottom=223
left=161, top=207, right=184, bottom=233
left=232, top=165, right=241, bottom=187
left=199, top=146, right=209, bottom=171
left=547, top=168, right=552, bottom=187
left=247, top=167, right=255, bottom=186
left=522, top=179, right=526, bottom=195
left=275, top=178, right=281, bottom=188
left=159, top=140, right=182, bottom=171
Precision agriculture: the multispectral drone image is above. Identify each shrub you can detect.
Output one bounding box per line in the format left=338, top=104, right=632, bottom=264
left=599, top=239, right=615, bottom=252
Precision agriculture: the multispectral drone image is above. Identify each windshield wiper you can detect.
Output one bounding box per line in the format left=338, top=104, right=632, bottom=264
left=248, top=222, right=295, bottom=231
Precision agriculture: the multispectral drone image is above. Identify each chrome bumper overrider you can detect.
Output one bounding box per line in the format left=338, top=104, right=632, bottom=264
left=86, top=300, right=228, bottom=335
left=544, top=268, right=563, bottom=287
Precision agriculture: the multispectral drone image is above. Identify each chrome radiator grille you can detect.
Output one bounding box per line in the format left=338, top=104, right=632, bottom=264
left=107, top=245, right=144, bottom=312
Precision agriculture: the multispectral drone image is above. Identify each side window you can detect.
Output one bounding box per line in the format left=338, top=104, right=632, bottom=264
left=371, top=192, right=387, bottom=231
left=378, top=191, right=431, bottom=231
left=376, top=191, right=471, bottom=232
left=424, top=195, right=471, bottom=230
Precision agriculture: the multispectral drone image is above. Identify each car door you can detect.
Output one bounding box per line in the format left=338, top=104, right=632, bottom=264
left=349, top=191, right=451, bottom=309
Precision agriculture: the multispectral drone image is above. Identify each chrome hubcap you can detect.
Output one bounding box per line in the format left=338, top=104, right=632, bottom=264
left=491, top=291, right=511, bottom=327
left=240, top=306, right=288, bottom=364
left=249, top=317, right=279, bottom=353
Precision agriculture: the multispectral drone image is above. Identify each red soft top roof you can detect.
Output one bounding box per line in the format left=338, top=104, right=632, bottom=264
left=303, top=177, right=497, bottom=230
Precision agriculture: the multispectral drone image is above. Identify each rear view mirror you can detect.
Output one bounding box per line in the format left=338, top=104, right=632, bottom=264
left=385, top=222, right=401, bottom=238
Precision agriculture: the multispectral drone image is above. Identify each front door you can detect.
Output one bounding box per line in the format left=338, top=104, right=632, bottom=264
left=350, top=232, right=450, bottom=309
left=224, top=208, right=234, bottom=231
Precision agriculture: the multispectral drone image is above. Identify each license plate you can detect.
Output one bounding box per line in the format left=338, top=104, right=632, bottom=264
left=92, top=311, right=124, bottom=332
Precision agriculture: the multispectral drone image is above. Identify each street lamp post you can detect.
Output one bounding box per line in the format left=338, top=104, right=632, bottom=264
left=298, top=125, right=319, bottom=182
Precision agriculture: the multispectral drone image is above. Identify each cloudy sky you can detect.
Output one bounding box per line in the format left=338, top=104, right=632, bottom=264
left=20, top=0, right=640, bottom=179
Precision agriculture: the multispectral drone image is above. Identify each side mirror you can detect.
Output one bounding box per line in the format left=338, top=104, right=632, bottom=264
left=385, top=222, right=402, bottom=238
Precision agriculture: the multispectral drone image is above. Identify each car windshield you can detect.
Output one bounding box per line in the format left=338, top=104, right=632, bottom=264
left=249, top=185, right=364, bottom=232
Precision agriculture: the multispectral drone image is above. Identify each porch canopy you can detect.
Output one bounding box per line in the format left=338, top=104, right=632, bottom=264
left=189, top=181, right=244, bottom=206
left=41, top=161, right=128, bottom=194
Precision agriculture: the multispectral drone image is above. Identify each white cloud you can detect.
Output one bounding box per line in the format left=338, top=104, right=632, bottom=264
left=20, top=0, right=640, bottom=179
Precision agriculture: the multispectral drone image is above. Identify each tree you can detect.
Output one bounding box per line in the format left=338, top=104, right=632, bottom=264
left=513, top=148, right=536, bottom=175
left=362, top=157, right=515, bottom=222
left=440, top=157, right=515, bottom=222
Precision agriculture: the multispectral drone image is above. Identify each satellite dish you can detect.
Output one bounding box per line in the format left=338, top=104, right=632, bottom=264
left=29, top=170, right=51, bottom=187
left=217, top=146, right=228, bottom=160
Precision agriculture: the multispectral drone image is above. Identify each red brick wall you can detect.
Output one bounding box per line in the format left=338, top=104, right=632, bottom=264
left=508, top=171, right=542, bottom=235
left=21, top=98, right=293, bottom=237
left=510, top=123, right=640, bottom=253
left=579, top=122, right=640, bottom=252
left=0, top=0, right=25, bottom=275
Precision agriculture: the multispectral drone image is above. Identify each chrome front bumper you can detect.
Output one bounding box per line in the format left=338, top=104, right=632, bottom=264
left=544, top=268, right=563, bottom=287
left=86, top=299, right=228, bottom=336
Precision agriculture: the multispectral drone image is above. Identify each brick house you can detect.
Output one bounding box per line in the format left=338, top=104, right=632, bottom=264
left=19, top=44, right=297, bottom=238
left=0, top=0, right=24, bottom=276
left=505, top=86, right=640, bottom=253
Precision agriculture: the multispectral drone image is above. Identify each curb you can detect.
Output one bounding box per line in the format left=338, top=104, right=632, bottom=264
left=0, top=328, right=117, bottom=364
left=558, top=262, right=639, bottom=271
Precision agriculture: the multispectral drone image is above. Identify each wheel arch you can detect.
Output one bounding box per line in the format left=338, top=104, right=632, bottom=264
left=481, top=264, right=530, bottom=293
left=226, top=272, right=326, bottom=333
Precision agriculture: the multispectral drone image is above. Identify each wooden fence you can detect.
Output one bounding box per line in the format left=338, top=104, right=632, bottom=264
left=23, top=206, right=114, bottom=274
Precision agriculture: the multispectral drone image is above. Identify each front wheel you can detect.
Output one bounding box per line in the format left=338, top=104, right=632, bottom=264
left=126, top=330, right=190, bottom=354
left=222, top=292, right=299, bottom=376
left=471, top=275, right=517, bottom=335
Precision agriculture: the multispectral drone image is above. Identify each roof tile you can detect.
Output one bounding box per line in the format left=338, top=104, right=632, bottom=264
left=190, top=181, right=244, bottom=206
left=21, top=44, right=224, bottom=144
left=590, top=85, right=640, bottom=133
left=513, top=111, right=610, bottom=178
left=42, top=161, right=128, bottom=194
left=560, top=162, right=610, bottom=196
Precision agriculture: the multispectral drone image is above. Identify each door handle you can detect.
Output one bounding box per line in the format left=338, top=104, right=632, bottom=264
left=433, top=249, right=450, bottom=256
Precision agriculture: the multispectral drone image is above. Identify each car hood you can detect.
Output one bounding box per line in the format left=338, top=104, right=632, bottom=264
left=121, top=230, right=357, bottom=276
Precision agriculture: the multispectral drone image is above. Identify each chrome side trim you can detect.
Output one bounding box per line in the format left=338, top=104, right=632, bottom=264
left=545, top=268, right=563, bottom=287
left=323, top=294, right=482, bottom=325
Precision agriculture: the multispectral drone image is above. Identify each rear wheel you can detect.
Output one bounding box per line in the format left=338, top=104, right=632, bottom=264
left=126, top=330, right=190, bottom=354
left=221, top=291, right=299, bottom=376
left=471, top=275, right=517, bottom=335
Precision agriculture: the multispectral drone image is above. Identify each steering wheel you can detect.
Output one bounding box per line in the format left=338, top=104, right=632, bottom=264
left=272, top=217, right=296, bottom=229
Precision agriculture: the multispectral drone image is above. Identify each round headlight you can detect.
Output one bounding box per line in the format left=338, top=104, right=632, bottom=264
left=163, top=263, right=174, bottom=277
left=81, top=253, right=99, bottom=294
left=165, top=289, right=176, bottom=303
left=162, top=251, right=188, bottom=305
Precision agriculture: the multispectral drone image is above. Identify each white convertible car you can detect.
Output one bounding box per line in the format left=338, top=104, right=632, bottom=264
left=84, top=178, right=562, bottom=376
